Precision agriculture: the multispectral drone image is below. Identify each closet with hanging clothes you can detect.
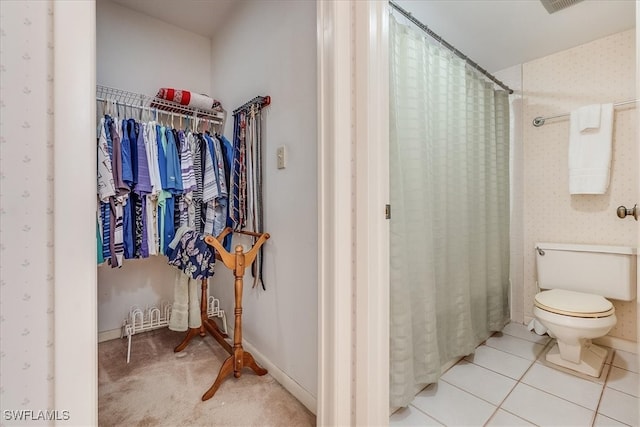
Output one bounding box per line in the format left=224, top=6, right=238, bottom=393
left=96, top=0, right=318, bottom=419
left=96, top=86, right=228, bottom=266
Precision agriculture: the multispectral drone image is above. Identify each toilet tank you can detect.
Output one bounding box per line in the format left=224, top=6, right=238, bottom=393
left=535, top=242, right=637, bottom=301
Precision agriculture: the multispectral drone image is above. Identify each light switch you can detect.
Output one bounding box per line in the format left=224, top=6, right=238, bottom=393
left=277, top=146, right=286, bottom=169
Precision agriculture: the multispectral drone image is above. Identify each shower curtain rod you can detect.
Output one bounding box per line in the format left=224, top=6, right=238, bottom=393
left=389, top=1, right=514, bottom=95
left=532, top=99, right=638, bottom=127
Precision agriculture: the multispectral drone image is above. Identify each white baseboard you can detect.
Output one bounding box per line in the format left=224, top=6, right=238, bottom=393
left=214, top=318, right=316, bottom=414
left=594, top=336, right=639, bottom=354
left=240, top=334, right=317, bottom=416
left=98, top=327, right=122, bottom=343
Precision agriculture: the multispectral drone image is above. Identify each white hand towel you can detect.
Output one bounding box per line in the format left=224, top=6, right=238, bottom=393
left=169, top=272, right=189, bottom=332
left=187, top=278, right=202, bottom=329
left=168, top=272, right=202, bottom=331
left=577, top=104, right=601, bottom=131
left=568, top=103, right=614, bottom=195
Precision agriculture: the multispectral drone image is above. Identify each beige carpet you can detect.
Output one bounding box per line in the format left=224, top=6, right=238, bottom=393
left=98, top=328, right=315, bottom=427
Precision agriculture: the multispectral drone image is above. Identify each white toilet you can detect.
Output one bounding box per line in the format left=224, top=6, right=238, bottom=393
left=533, top=242, right=637, bottom=377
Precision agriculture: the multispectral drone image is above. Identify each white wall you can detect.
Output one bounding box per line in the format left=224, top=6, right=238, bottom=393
left=96, top=0, right=212, bottom=332
left=522, top=30, right=637, bottom=342
left=496, top=30, right=637, bottom=344
left=97, top=0, right=211, bottom=96
left=208, top=0, right=318, bottom=400
left=0, top=0, right=56, bottom=412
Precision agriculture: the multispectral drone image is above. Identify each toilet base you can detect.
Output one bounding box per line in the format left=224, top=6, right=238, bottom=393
left=545, top=341, right=609, bottom=377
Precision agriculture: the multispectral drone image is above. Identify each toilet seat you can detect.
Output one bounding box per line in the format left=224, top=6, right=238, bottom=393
left=534, top=289, right=615, bottom=318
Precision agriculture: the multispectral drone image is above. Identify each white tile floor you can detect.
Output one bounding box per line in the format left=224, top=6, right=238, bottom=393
left=390, top=323, right=640, bottom=427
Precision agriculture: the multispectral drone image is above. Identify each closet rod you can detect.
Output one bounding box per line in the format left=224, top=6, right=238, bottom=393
left=532, top=99, right=638, bottom=127
left=233, top=95, right=271, bottom=116
left=389, top=1, right=513, bottom=95
left=96, top=85, right=225, bottom=123
left=96, top=96, right=222, bottom=126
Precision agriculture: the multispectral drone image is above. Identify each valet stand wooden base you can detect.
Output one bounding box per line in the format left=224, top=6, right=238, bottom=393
left=173, top=227, right=271, bottom=401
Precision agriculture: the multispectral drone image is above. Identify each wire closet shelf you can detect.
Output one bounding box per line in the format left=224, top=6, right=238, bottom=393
left=96, top=85, right=226, bottom=126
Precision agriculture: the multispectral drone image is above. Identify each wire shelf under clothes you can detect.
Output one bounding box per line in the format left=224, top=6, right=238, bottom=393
left=96, top=85, right=226, bottom=128
left=121, top=298, right=227, bottom=364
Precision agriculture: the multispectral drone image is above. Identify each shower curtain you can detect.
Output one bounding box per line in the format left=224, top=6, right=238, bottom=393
left=389, top=16, right=511, bottom=408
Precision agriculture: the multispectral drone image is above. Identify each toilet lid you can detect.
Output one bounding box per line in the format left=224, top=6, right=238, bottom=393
left=534, top=289, right=615, bottom=318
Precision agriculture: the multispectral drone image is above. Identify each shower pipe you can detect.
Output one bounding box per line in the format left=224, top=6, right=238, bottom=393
left=532, top=99, right=638, bottom=127
left=389, top=1, right=514, bottom=95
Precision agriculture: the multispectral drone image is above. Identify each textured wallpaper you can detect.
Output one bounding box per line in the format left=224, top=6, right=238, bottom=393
left=522, top=29, right=637, bottom=341
left=0, top=0, right=55, bottom=415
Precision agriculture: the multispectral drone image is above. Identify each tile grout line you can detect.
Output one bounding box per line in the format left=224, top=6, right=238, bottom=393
left=440, top=341, right=543, bottom=426
left=489, top=407, right=538, bottom=427
left=482, top=408, right=501, bottom=426
left=407, top=402, right=448, bottom=426
left=399, top=331, right=517, bottom=426
left=406, top=328, right=533, bottom=426
left=596, top=353, right=638, bottom=427
left=500, top=328, right=553, bottom=346
left=468, top=343, right=537, bottom=363
left=591, top=357, right=615, bottom=427
left=610, top=363, right=640, bottom=376
left=397, top=326, right=637, bottom=427
left=490, top=335, right=560, bottom=425
left=483, top=336, right=550, bottom=362
left=461, top=353, right=527, bottom=382
left=435, top=378, right=499, bottom=426
left=482, top=345, right=543, bottom=426
left=485, top=337, right=604, bottom=424
left=606, top=364, right=640, bottom=398
left=408, top=328, right=537, bottom=426
left=518, top=373, right=606, bottom=413
left=479, top=328, right=552, bottom=426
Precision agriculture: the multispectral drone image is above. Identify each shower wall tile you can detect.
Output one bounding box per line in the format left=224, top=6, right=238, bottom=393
left=522, top=29, right=637, bottom=342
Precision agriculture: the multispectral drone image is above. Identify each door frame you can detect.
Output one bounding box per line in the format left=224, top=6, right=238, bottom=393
left=53, top=1, right=97, bottom=425
left=316, top=1, right=389, bottom=425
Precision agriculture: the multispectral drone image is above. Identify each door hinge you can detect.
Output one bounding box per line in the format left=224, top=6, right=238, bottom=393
left=385, top=204, right=391, bottom=219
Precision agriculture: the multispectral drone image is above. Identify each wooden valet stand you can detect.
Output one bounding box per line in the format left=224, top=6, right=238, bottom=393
left=173, top=227, right=271, bottom=401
